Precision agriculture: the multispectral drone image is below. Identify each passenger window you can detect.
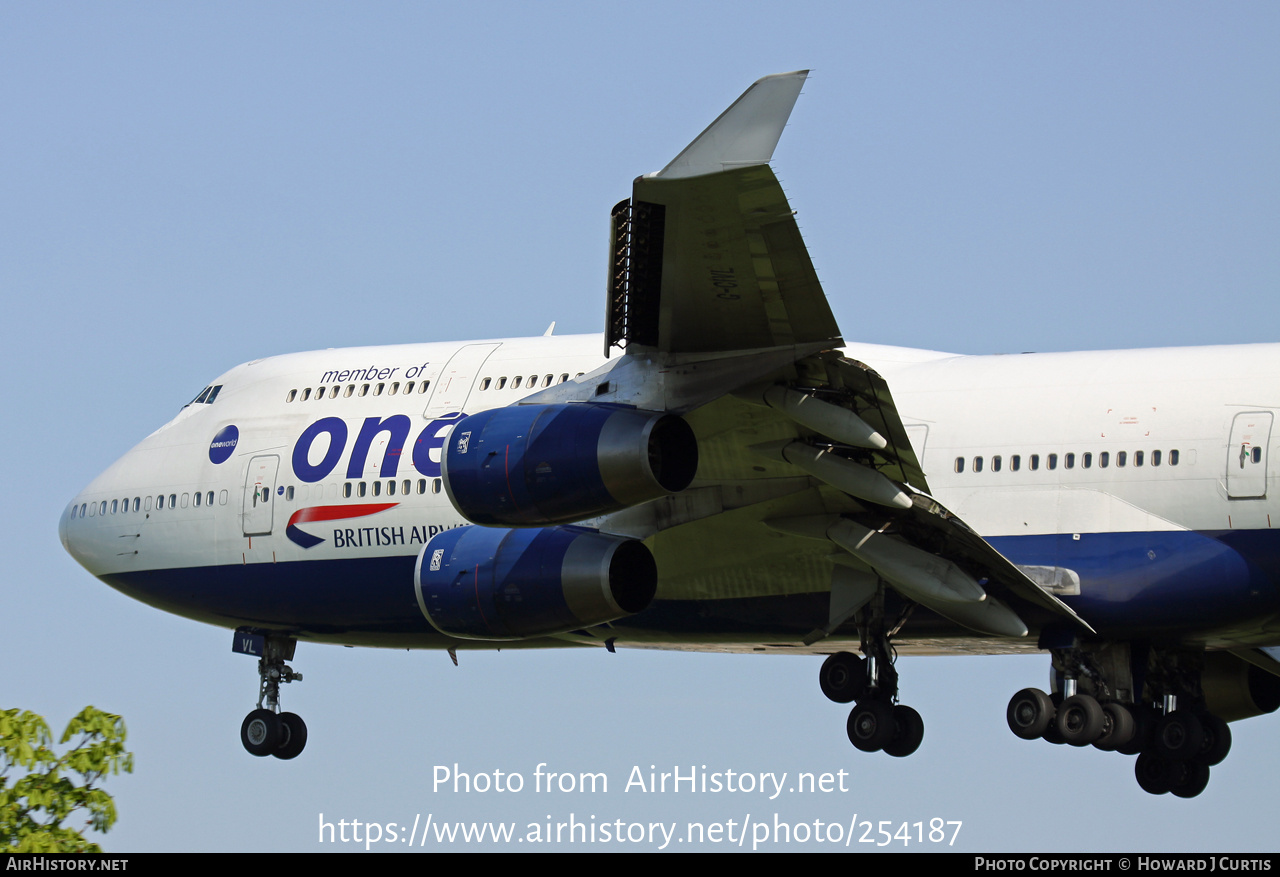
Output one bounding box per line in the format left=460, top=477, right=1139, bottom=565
left=1253, top=447, right=1262, bottom=464
left=512, top=376, right=522, bottom=389
left=497, top=377, right=507, bottom=390
left=1065, top=453, right=1075, bottom=469
left=954, top=457, right=965, bottom=474
left=528, top=375, right=537, bottom=387
left=206, top=492, right=214, bottom=507
left=157, top=495, right=165, bottom=510
left=134, top=498, right=142, bottom=512
left=542, top=375, right=552, bottom=387
left=992, top=455, right=1002, bottom=472
left=1011, top=455, right=1020, bottom=472
left=419, top=380, right=430, bottom=394
left=343, top=483, right=352, bottom=499
left=194, top=492, right=202, bottom=507
left=405, top=381, right=415, bottom=394
left=88, top=503, right=96, bottom=517
left=284, top=487, right=293, bottom=501
left=973, top=456, right=984, bottom=473
left=402, top=479, right=410, bottom=495
left=389, top=382, right=400, bottom=395
left=1083, top=453, right=1093, bottom=469
left=373, top=481, right=381, bottom=497
left=480, top=378, right=491, bottom=391
left=1134, top=451, right=1144, bottom=467
left=387, top=480, right=396, bottom=496
left=316, top=387, right=325, bottom=400
left=218, top=490, right=228, bottom=505
left=1117, top=451, right=1126, bottom=467
left=111, top=499, right=118, bottom=514
left=1099, top=452, right=1109, bottom=468
left=417, top=479, right=427, bottom=495
left=287, top=389, right=297, bottom=403
left=169, top=494, right=177, bottom=508
left=329, top=386, right=339, bottom=399
left=560, top=374, right=569, bottom=383
left=1170, top=450, right=1180, bottom=465
left=358, top=482, right=367, bottom=497
left=344, top=385, right=354, bottom=397
left=433, top=478, right=443, bottom=494
left=360, top=384, right=370, bottom=397
left=181, top=493, right=189, bottom=508
left=1030, top=454, right=1040, bottom=471
left=374, top=383, right=384, bottom=396
left=301, top=388, right=312, bottom=401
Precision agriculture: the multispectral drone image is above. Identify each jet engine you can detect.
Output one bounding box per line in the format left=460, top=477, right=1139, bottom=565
left=414, top=524, right=657, bottom=640
left=440, top=403, right=697, bottom=526
left=1201, top=652, right=1280, bottom=722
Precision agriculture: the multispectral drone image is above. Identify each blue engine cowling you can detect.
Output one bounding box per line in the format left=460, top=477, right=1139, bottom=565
left=414, top=524, right=658, bottom=640
left=440, top=403, right=697, bottom=526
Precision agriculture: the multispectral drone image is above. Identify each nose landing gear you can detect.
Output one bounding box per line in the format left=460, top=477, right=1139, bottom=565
left=233, top=629, right=307, bottom=759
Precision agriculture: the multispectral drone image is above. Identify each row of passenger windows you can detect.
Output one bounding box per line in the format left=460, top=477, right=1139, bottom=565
left=284, top=372, right=588, bottom=403
left=288, top=380, right=430, bottom=403
left=69, top=490, right=230, bottom=519
left=278, top=478, right=444, bottom=501
left=954, top=449, right=1181, bottom=474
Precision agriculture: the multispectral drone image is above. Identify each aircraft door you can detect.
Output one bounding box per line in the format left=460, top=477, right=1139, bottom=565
left=423, top=342, right=500, bottom=419
left=243, top=455, right=280, bottom=536
left=1226, top=412, right=1272, bottom=500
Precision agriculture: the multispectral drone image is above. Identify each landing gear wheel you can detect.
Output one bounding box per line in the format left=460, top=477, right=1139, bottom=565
left=1170, top=761, right=1211, bottom=799
left=1134, top=750, right=1174, bottom=795
left=1007, top=688, right=1054, bottom=740
left=1197, top=713, right=1231, bottom=767
left=847, top=699, right=896, bottom=752
left=1117, top=704, right=1156, bottom=756
left=1154, top=710, right=1205, bottom=761
left=1094, top=702, right=1136, bottom=752
left=1057, top=694, right=1105, bottom=746
left=882, top=705, right=924, bottom=758
left=241, top=709, right=281, bottom=757
left=819, top=652, right=866, bottom=704
left=1042, top=692, right=1066, bottom=744
left=274, top=712, right=308, bottom=760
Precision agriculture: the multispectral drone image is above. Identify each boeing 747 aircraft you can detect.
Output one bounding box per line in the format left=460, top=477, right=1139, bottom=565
left=60, top=72, right=1280, bottom=798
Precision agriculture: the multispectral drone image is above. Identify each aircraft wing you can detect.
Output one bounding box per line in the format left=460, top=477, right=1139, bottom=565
left=605, top=71, right=841, bottom=358
left=585, top=72, right=1090, bottom=644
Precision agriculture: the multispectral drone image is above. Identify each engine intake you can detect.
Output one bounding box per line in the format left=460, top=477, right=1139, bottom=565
left=440, top=404, right=697, bottom=526
left=414, top=525, right=657, bottom=640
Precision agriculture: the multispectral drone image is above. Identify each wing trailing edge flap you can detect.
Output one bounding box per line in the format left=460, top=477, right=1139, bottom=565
left=749, top=352, right=1093, bottom=638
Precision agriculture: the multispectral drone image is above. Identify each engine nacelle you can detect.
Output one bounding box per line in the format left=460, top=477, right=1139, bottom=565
left=440, top=403, right=697, bottom=526
left=1202, top=652, right=1280, bottom=722
left=413, top=525, right=657, bottom=640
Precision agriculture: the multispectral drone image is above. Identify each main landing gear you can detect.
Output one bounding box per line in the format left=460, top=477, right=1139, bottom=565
left=819, top=596, right=924, bottom=757
left=234, top=630, right=308, bottom=759
left=1005, top=643, right=1230, bottom=798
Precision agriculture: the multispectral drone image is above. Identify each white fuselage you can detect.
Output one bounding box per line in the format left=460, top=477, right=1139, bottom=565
left=59, top=334, right=1280, bottom=650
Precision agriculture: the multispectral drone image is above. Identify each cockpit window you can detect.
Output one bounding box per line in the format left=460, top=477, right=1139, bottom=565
left=186, top=384, right=224, bottom=408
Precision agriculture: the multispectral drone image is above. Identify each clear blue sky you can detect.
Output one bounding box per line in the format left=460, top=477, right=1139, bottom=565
left=3, top=2, right=1278, bottom=852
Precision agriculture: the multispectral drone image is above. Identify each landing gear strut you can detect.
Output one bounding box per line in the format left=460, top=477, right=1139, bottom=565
left=234, top=630, right=307, bottom=759
left=820, top=588, right=924, bottom=757
left=1004, top=643, right=1231, bottom=798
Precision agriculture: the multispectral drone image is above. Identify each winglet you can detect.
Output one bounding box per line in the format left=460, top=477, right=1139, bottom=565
left=654, top=70, right=808, bottom=179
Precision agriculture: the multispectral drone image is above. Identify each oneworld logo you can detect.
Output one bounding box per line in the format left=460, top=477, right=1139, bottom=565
left=209, top=425, right=239, bottom=464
